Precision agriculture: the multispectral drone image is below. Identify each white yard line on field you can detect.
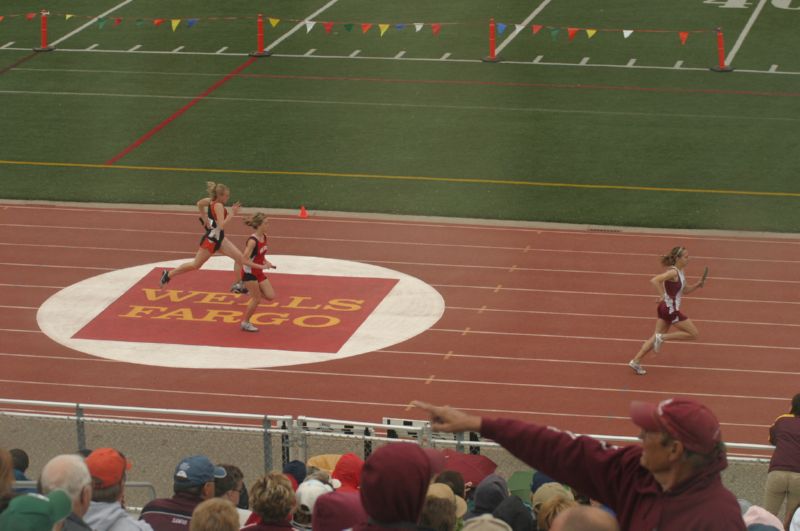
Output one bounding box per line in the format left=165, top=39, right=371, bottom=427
left=725, top=0, right=769, bottom=66
left=263, top=0, right=340, bottom=52
left=494, top=0, right=556, bottom=56
left=50, top=0, right=135, bottom=47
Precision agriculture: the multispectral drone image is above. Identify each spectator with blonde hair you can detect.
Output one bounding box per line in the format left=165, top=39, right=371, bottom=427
left=537, top=497, right=578, bottom=531
left=191, top=498, right=239, bottom=531
left=244, top=472, right=295, bottom=531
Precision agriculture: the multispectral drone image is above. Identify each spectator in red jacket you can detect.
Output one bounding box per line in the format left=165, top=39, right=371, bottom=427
left=331, top=453, right=363, bottom=493
left=764, top=392, right=800, bottom=517
left=413, top=398, right=745, bottom=531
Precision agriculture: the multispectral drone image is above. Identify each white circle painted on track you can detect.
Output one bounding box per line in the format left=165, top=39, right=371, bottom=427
left=37, top=256, right=444, bottom=369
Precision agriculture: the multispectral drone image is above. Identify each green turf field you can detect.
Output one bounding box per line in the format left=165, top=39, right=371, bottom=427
left=1, top=0, right=798, bottom=232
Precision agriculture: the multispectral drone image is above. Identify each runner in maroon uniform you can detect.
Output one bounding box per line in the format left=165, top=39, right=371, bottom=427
left=159, top=182, right=264, bottom=288
left=239, top=213, right=277, bottom=332
left=629, top=246, right=707, bottom=375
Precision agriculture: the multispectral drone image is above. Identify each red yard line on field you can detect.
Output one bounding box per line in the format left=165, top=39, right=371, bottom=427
left=0, top=53, right=38, bottom=76
left=104, top=57, right=257, bottom=165
left=236, top=73, right=800, bottom=99
left=0, top=203, right=797, bottom=445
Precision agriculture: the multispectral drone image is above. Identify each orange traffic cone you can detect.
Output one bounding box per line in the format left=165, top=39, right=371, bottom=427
left=299, top=205, right=309, bottom=219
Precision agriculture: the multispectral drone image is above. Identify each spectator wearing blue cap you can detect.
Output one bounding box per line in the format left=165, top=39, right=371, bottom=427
left=140, top=455, right=226, bottom=531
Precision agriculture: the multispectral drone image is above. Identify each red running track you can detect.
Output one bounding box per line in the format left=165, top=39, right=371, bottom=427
left=0, top=202, right=798, bottom=448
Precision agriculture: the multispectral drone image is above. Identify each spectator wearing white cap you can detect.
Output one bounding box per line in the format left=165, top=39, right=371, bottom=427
left=291, top=478, right=335, bottom=529
left=84, top=448, right=153, bottom=531
left=139, top=455, right=226, bottom=531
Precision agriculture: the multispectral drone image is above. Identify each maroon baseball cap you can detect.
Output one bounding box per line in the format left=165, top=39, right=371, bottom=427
left=630, top=398, right=722, bottom=454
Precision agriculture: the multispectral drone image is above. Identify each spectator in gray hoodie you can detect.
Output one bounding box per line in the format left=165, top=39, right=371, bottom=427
left=83, top=448, right=153, bottom=531
left=464, top=474, right=508, bottom=520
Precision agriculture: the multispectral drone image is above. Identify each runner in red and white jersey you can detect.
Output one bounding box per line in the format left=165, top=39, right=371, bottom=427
left=629, top=246, right=707, bottom=376
left=239, top=213, right=277, bottom=332
left=159, top=181, right=265, bottom=288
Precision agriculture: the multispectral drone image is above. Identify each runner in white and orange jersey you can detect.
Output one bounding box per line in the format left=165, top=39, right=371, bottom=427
left=159, top=181, right=264, bottom=288
left=238, top=213, right=277, bottom=332
left=629, top=246, right=707, bottom=376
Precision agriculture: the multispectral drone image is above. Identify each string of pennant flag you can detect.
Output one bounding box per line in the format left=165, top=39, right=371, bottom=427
left=0, top=12, right=714, bottom=43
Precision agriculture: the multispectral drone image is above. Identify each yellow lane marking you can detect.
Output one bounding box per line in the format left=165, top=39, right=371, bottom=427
left=1, top=160, right=799, bottom=198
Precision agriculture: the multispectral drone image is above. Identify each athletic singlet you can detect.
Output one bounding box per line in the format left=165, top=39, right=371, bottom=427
left=663, top=267, right=685, bottom=313
left=242, top=234, right=268, bottom=274
left=205, top=200, right=228, bottom=242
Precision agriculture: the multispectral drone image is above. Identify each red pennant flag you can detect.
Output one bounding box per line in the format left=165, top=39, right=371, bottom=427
left=323, top=21, right=334, bottom=34
left=678, top=31, right=689, bottom=45
left=532, top=24, right=543, bottom=35
left=431, top=23, right=441, bottom=36
left=114, top=17, right=122, bottom=26
left=26, top=12, right=37, bottom=21
left=153, top=18, right=165, bottom=26
left=0, top=16, right=5, bottom=23
left=567, top=27, right=579, bottom=41
left=361, top=22, right=372, bottom=34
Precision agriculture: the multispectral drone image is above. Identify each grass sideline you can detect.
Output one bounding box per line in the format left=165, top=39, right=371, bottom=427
left=1, top=0, right=799, bottom=232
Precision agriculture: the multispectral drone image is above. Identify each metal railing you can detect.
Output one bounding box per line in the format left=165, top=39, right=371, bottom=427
left=0, top=398, right=775, bottom=466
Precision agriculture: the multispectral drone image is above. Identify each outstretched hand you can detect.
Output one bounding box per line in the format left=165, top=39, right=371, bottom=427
left=231, top=201, right=242, bottom=215
left=411, top=401, right=482, bottom=433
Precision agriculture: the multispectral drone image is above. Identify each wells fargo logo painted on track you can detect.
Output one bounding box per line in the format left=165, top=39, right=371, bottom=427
left=37, top=256, right=444, bottom=369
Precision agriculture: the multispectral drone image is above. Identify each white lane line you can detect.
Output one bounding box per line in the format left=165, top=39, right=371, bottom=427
left=50, top=0, right=135, bottom=47
left=431, top=328, right=800, bottom=351
left=0, top=370, right=788, bottom=405
left=495, top=0, right=556, bottom=55
left=382, top=349, right=800, bottom=377
left=128, top=45, right=142, bottom=52
left=2, top=205, right=799, bottom=246
left=674, top=60, right=684, bottom=69
left=533, top=55, right=543, bottom=63
left=1, top=42, right=16, bottom=49
left=216, top=46, right=228, bottom=54
left=349, top=49, right=361, bottom=57
left=0, top=283, right=65, bottom=289
left=769, top=64, right=778, bottom=73
left=627, top=58, right=637, bottom=67
left=86, top=44, right=99, bottom=50
left=304, top=48, right=316, bottom=56
left=395, top=51, right=406, bottom=59
left=172, top=46, right=184, bottom=53
left=263, top=0, right=340, bottom=52
left=725, top=0, right=769, bottom=66
left=579, top=57, right=590, bottom=65
left=0, top=262, right=113, bottom=271
left=440, top=52, right=451, bottom=60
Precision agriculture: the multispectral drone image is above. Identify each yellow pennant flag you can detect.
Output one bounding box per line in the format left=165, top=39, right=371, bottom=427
left=65, top=14, right=75, bottom=20
left=586, top=29, right=597, bottom=39
left=269, top=18, right=280, bottom=28
left=171, top=19, right=181, bottom=31
left=379, top=23, right=390, bottom=37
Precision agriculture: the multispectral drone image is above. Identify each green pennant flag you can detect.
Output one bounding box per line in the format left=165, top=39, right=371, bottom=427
left=98, top=17, right=107, bottom=29
left=550, top=27, right=560, bottom=41
left=343, top=23, right=353, bottom=32
left=135, top=18, right=144, bottom=27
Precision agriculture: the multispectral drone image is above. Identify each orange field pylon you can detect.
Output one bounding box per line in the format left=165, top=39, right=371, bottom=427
left=299, top=206, right=309, bottom=218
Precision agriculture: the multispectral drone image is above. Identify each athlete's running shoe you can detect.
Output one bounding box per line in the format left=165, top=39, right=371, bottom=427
left=629, top=360, right=647, bottom=376
left=159, top=270, right=170, bottom=288
left=241, top=321, right=258, bottom=332
left=230, top=281, right=249, bottom=295
left=653, top=333, right=664, bottom=353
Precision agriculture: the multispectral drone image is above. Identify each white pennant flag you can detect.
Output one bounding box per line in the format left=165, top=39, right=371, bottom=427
left=414, top=22, right=424, bottom=32
left=305, top=20, right=316, bottom=33
left=622, top=29, right=633, bottom=39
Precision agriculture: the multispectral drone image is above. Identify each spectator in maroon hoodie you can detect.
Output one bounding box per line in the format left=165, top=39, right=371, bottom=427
left=355, top=443, right=431, bottom=531
left=413, top=398, right=745, bottom=531
left=331, top=453, right=364, bottom=493
left=764, top=392, right=800, bottom=517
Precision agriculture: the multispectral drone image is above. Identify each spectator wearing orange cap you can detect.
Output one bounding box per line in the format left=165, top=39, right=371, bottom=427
left=83, top=448, right=152, bottom=531
left=414, top=398, right=745, bottom=531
